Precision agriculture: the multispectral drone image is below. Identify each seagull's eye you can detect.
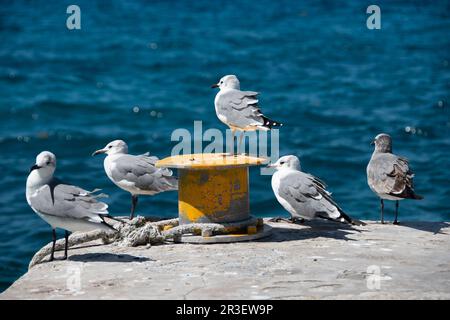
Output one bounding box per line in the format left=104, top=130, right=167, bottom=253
left=108, top=146, right=112, bottom=149
left=280, top=161, right=285, bottom=165
left=46, top=161, right=50, bottom=165
left=220, top=81, right=223, bottom=84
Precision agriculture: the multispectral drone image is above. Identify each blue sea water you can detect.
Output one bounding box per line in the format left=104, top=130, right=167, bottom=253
left=0, top=0, right=449, bottom=292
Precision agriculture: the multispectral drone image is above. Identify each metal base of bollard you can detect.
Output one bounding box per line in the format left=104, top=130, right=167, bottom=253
left=170, top=224, right=273, bottom=244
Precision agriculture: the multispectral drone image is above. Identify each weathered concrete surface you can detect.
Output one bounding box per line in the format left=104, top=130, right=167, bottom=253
left=1, top=220, right=449, bottom=299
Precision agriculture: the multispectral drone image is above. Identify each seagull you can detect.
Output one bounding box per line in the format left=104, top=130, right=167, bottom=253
left=93, top=140, right=178, bottom=219
left=367, top=133, right=423, bottom=224
left=26, top=151, right=116, bottom=261
left=212, top=75, right=282, bottom=155
left=268, top=155, right=364, bottom=225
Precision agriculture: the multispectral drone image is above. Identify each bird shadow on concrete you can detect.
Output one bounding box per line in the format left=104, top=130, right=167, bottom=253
left=259, top=220, right=365, bottom=242
left=69, top=252, right=152, bottom=263
left=393, top=221, right=450, bottom=235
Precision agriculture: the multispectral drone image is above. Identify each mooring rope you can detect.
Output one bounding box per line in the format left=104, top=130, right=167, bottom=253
left=28, top=216, right=230, bottom=269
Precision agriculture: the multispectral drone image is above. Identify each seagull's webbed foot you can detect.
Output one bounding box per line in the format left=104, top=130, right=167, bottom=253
left=48, top=252, right=70, bottom=262
left=291, top=217, right=305, bottom=224
left=48, top=256, right=67, bottom=262
left=393, top=220, right=400, bottom=225
left=269, top=217, right=300, bottom=224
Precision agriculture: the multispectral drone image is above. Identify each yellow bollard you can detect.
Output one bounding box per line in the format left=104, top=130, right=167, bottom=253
left=156, top=153, right=272, bottom=243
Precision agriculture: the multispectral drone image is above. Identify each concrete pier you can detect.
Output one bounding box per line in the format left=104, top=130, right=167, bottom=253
left=1, top=219, right=449, bottom=299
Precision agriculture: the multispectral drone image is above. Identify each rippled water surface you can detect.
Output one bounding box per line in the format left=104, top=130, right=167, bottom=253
left=0, top=0, right=449, bottom=291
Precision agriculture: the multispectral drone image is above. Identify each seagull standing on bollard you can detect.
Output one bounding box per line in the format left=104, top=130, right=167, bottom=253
left=367, top=133, right=423, bottom=224
left=268, top=155, right=364, bottom=225
left=212, top=75, right=282, bottom=155
left=26, top=151, right=116, bottom=262
left=93, top=140, right=178, bottom=219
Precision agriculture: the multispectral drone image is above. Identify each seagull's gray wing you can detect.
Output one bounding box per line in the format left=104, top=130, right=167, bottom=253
left=29, top=178, right=108, bottom=223
left=278, top=171, right=344, bottom=220
left=111, top=154, right=178, bottom=192
left=367, top=153, right=419, bottom=198
left=216, top=89, right=265, bottom=128
left=305, top=173, right=328, bottom=190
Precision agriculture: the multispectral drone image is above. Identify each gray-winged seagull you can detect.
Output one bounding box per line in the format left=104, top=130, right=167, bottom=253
left=268, top=155, right=364, bottom=225
left=212, top=75, right=282, bottom=155
left=367, top=133, right=423, bottom=224
left=26, top=151, right=116, bottom=261
left=93, top=140, right=178, bottom=219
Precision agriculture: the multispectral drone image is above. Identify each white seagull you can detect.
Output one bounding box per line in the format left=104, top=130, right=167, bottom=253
left=26, top=151, right=115, bottom=261
left=268, top=155, right=364, bottom=225
left=212, top=75, right=282, bottom=154
left=93, top=140, right=178, bottom=219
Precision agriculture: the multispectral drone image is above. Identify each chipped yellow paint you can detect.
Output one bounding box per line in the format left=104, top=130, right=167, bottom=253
left=178, top=201, right=205, bottom=223
left=178, top=167, right=249, bottom=223
left=163, top=225, right=173, bottom=231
